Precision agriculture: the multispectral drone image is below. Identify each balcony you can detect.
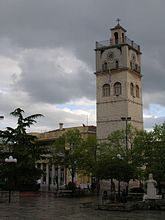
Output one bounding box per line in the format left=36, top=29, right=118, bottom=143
left=96, top=36, right=140, bottom=52
left=96, top=63, right=141, bottom=75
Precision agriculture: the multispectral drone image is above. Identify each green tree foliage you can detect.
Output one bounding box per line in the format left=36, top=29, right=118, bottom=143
left=97, top=121, right=165, bottom=188
left=132, top=130, right=154, bottom=175
left=95, top=124, right=138, bottom=182
left=95, top=156, right=135, bottom=182
left=133, top=122, right=165, bottom=183
left=98, top=124, right=138, bottom=161
left=79, top=136, right=97, bottom=174
left=52, top=129, right=82, bottom=183
left=0, top=108, right=45, bottom=190
left=52, top=129, right=97, bottom=183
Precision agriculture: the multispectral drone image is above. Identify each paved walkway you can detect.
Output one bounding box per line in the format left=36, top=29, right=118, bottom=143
left=0, top=192, right=165, bottom=220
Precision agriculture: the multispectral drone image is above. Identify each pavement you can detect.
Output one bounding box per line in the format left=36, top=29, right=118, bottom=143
left=0, top=192, right=165, bottom=220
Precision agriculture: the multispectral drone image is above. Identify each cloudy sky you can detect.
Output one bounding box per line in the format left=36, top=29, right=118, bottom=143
left=0, top=0, right=165, bottom=132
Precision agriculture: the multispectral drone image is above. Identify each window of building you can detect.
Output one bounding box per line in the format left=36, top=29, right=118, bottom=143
left=132, top=54, right=136, bottom=70
left=103, top=84, right=110, bottom=97
left=115, top=60, right=119, bottom=69
left=114, top=32, right=119, bottom=44
left=122, top=33, right=124, bottom=43
left=102, top=62, right=108, bottom=71
left=130, top=61, right=133, bottom=70
left=114, top=82, right=121, bottom=96
left=136, top=85, right=140, bottom=98
left=130, top=83, right=134, bottom=97
left=135, top=64, right=138, bottom=71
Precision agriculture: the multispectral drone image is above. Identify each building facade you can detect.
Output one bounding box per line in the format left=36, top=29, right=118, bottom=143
left=95, top=22, right=143, bottom=142
left=33, top=124, right=96, bottom=190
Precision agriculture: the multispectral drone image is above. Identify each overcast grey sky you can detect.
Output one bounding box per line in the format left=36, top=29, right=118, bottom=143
left=0, top=0, right=165, bottom=131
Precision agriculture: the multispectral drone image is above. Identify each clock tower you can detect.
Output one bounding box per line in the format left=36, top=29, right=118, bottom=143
left=95, top=21, right=143, bottom=142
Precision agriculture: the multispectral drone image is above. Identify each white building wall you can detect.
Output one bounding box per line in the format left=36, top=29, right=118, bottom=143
left=96, top=24, right=143, bottom=141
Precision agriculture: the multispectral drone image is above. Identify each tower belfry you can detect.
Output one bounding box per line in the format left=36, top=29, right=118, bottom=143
left=95, top=22, right=143, bottom=142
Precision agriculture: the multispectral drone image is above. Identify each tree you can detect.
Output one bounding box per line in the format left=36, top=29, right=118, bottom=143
left=52, top=129, right=82, bottom=184
left=131, top=130, right=154, bottom=177
left=132, top=122, right=165, bottom=192
left=0, top=108, right=45, bottom=190
left=52, top=129, right=97, bottom=187
left=95, top=156, right=135, bottom=183
left=78, top=136, right=97, bottom=175
left=107, top=124, right=138, bottom=160
left=94, top=125, right=139, bottom=196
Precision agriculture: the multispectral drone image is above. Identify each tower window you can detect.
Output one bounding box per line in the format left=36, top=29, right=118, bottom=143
left=114, top=82, right=121, bottom=96
left=115, top=60, right=119, bottom=69
left=102, top=62, right=108, bottom=71
left=130, top=61, right=133, bottom=70
left=135, top=64, right=138, bottom=71
left=132, top=54, right=136, bottom=70
left=103, top=84, right=110, bottom=97
left=136, top=85, right=140, bottom=98
left=122, top=33, right=124, bottom=43
left=130, top=83, right=134, bottom=97
left=114, top=32, right=118, bottom=44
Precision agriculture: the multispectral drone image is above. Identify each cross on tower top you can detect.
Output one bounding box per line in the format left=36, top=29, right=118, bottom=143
left=116, top=18, right=121, bottom=25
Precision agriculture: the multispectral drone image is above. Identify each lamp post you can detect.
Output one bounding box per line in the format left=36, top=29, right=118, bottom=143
left=121, top=117, right=131, bottom=156
left=121, top=117, right=131, bottom=197
left=116, top=153, right=123, bottom=199
left=5, top=156, right=17, bottom=203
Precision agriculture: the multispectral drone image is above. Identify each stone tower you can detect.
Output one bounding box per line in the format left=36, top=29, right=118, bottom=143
left=95, top=21, right=143, bottom=142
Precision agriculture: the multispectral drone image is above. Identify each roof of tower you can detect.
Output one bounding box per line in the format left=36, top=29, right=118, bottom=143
left=111, top=23, right=127, bottom=32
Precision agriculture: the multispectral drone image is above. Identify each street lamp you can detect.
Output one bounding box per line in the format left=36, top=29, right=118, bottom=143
left=5, top=156, right=17, bottom=203
left=121, top=117, right=131, bottom=155
left=116, top=153, right=123, bottom=199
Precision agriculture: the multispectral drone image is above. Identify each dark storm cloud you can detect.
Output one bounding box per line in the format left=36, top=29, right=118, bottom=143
left=0, top=0, right=165, bottom=130
left=15, top=48, right=95, bottom=104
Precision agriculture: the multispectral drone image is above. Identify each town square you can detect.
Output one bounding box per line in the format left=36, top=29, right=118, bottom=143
left=1, top=0, right=165, bottom=219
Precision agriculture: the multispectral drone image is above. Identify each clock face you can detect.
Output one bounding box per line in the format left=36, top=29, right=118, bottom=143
left=107, top=51, right=114, bottom=61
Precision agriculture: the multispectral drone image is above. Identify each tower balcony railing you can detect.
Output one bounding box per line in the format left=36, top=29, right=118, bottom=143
left=97, top=63, right=141, bottom=74
left=96, top=36, right=140, bottom=51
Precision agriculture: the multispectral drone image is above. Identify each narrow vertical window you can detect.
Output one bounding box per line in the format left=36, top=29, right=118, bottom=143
left=130, top=83, right=134, bottom=97
left=114, top=32, right=118, bottom=44
left=132, top=54, right=136, bottom=70
left=130, top=61, right=133, bottom=70
left=102, top=62, right=108, bottom=71
left=103, top=84, right=110, bottom=97
left=136, top=85, right=140, bottom=98
left=114, top=82, right=121, bottom=96
left=122, top=33, right=124, bottom=43
left=115, top=60, right=119, bottom=69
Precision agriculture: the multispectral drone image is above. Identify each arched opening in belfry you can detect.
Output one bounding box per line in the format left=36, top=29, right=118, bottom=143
left=115, top=60, right=119, bottom=69
left=114, top=32, right=118, bottom=44
left=122, top=33, right=124, bottom=43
